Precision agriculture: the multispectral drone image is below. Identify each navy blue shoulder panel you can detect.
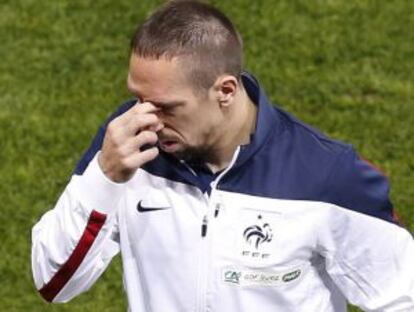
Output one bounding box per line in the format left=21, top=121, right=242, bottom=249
left=219, top=106, right=396, bottom=224
left=325, top=148, right=394, bottom=223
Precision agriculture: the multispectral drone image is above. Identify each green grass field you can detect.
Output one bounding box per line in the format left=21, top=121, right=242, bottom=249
left=1, top=0, right=412, bottom=311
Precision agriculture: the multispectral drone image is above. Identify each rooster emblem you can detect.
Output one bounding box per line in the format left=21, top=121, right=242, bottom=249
left=243, top=222, right=273, bottom=249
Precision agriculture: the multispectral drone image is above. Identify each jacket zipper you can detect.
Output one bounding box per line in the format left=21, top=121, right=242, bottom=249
left=196, top=147, right=240, bottom=312
left=201, top=215, right=208, bottom=237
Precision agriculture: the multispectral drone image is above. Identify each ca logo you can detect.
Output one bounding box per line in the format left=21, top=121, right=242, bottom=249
left=224, top=271, right=241, bottom=284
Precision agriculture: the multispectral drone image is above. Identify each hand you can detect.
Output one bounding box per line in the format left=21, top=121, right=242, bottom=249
left=98, top=102, right=164, bottom=183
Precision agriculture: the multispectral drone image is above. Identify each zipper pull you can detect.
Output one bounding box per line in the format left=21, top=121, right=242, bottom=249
left=214, top=203, right=221, bottom=218
left=201, top=215, right=208, bottom=237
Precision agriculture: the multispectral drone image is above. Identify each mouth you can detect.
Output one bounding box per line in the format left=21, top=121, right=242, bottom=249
left=157, top=127, right=183, bottom=153
left=158, top=139, right=181, bottom=153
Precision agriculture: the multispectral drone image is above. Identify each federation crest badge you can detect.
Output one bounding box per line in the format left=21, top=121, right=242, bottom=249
left=241, top=214, right=273, bottom=259
left=243, top=223, right=273, bottom=249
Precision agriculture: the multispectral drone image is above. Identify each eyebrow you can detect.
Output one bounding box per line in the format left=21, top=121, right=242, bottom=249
left=132, top=93, right=185, bottom=108
left=127, top=76, right=185, bottom=107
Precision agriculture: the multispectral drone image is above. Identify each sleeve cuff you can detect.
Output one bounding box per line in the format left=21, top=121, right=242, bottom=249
left=71, top=152, right=125, bottom=215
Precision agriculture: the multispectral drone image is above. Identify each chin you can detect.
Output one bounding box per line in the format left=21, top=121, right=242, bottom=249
left=171, top=145, right=212, bottom=166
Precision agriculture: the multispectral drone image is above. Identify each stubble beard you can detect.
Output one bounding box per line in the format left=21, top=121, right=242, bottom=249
left=172, top=144, right=216, bottom=168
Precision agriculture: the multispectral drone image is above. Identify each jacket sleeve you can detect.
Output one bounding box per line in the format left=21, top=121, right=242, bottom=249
left=31, top=101, right=137, bottom=303
left=319, top=148, right=414, bottom=311
left=31, top=153, right=124, bottom=302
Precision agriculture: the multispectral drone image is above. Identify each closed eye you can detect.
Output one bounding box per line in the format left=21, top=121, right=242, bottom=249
left=153, top=101, right=184, bottom=115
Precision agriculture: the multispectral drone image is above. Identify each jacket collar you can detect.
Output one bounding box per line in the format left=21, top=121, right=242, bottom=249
left=231, top=72, right=283, bottom=169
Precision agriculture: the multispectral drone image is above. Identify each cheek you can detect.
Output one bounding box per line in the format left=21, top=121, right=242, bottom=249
left=191, top=116, right=221, bottom=143
left=168, top=117, right=205, bottom=143
left=168, top=102, right=221, bottom=142
left=162, top=115, right=196, bottom=139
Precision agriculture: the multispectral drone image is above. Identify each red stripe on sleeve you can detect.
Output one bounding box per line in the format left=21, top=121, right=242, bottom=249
left=39, top=210, right=107, bottom=302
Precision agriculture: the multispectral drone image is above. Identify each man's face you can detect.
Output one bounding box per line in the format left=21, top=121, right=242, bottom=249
left=127, top=54, right=224, bottom=163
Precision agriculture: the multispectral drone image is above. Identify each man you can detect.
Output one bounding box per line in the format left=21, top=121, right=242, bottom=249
left=32, top=1, right=414, bottom=311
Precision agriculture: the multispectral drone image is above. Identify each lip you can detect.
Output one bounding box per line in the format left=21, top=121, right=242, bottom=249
left=159, top=140, right=180, bottom=153
left=157, top=128, right=182, bottom=153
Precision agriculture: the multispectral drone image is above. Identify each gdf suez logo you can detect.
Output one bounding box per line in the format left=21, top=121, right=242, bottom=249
left=241, top=215, right=273, bottom=259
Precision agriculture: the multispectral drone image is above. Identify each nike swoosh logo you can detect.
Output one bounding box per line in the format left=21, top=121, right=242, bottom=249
left=137, top=200, right=171, bottom=213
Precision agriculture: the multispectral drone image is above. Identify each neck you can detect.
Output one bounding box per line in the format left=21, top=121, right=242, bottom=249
left=206, top=88, right=257, bottom=173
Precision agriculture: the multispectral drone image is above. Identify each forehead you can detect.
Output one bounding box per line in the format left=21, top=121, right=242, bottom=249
left=127, top=55, right=190, bottom=100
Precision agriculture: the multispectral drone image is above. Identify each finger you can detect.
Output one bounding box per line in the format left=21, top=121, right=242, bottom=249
left=126, top=113, right=162, bottom=135
left=124, top=146, right=159, bottom=168
left=128, top=101, right=160, bottom=118
left=134, top=130, right=159, bottom=150
left=119, top=130, right=158, bottom=155
left=111, top=101, right=159, bottom=126
left=147, top=122, right=165, bottom=132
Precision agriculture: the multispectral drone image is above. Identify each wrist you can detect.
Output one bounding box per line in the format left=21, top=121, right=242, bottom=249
left=98, top=152, right=132, bottom=183
left=71, top=152, right=126, bottom=215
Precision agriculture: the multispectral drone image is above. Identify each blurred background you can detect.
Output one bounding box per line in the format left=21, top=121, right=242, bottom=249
left=0, top=0, right=412, bottom=311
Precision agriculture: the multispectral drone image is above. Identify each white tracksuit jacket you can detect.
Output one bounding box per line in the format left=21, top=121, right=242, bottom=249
left=32, top=73, right=414, bottom=311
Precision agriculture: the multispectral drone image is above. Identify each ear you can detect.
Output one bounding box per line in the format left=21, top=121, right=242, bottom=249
left=213, top=75, right=238, bottom=107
